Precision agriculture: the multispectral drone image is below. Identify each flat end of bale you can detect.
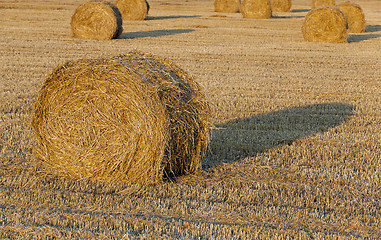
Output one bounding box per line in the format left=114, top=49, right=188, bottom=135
left=214, top=0, right=241, bottom=13
left=270, top=0, right=292, bottom=12
left=338, top=2, right=366, bottom=33
left=116, top=0, right=149, bottom=20
left=241, top=0, right=272, bottom=19
left=302, top=6, right=348, bottom=43
left=71, top=1, right=123, bottom=40
left=32, top=51, right=212, bottom=184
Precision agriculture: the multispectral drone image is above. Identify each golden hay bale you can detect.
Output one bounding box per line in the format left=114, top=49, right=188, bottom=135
left=71, top=1, right=123, bottom=40
left=116, top=0, right=149, bottom=20
left=241, top=0, right=272, bottom=19
left=111, top=51, right=211, bottom=179
left=214, top=0, right=241, bottom=13
left=302, top=6, right=348, bottom=43
left=31, top=59, right=169, bottom=184
left=270, top=0, right=291, bottom=12
left=311, top=0, right=335, bottom=8
left=337, top=2, right=365, bottom=33
left=31, top=52, right=211, bottom=183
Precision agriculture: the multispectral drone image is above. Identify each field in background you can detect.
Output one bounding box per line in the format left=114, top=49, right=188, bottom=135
left=0, top=0, right=380, bottom=238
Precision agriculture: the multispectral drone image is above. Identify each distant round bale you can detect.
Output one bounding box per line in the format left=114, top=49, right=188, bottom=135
left=311, top=0, right=335, bottom=8
left=214, top=0, right=241, bottom=13
left=116, top=0, right=149, bottom=20
left=241, top=0, right=271, bottom=18
left=270, top=0, right=292, bottom=12
left=337, top=2, right=365, bottom=33
left=111, top=51, right=211, bottom=179
left=302, top=6, right=348, bottom=43
left=31, top=52, right=211, bottom=183
left=71, top=1, right=123, bottom=40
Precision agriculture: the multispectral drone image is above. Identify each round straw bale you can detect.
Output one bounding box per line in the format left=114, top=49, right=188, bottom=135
left=71, top=1, right=123, bottom=40
left=116, top=0, right=149, bottom=20
left=241, top=0, right=272, bottom=19
left=270, top=0, right=291, bottom=12
left=302, top=6, right=348, bottom=43
left=338, top=2, right=365, bottom=33
left=214, top=0, right=241, bottom=13
left=111, top=51, right=211, bottom=179
left=31, top=59, right=170, bottom=184
left=311, top=0, right=335, bottom=9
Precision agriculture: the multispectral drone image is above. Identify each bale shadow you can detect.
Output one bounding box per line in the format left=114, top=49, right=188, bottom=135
left=348, top=33, right=381, bottom=43
left=120, top=29, right=194, bottom=39
left=365, top=25, right=381, bottom=33
left=291, top=9, right=310, bottom=13
left=272, top=15, right=304, bottom=19
left=202, top=102, right=354, bottom=169
left=146, top=15, right=201, bottom=20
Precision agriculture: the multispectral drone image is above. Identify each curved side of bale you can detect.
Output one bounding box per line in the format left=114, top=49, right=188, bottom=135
left=31, top=59, right=169, bottom=184
left=338, top=2, right=365, bottom=33
left=116, top=0, right=149, bottom=21
left=214, top=0, right=241, bottom=13
left=311, top=0, right=335, bottom=9
left=112, top=51, right=212, bottom=179
left=270, top=0, right=292, bottom=12
left=302, top=6, right=348, bottom=43
left=241, top=0, right=272, bottom=19
left=71, top=1, right=123, bottom=40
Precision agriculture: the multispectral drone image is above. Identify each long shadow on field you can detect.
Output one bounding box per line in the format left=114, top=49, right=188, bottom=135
left=291, top=9, right=309, bottom=13
left=348, top=33, right=381, bottom=43
left=120, top=29, right=194, bottom=39
left=365, top=25, right=381, bottom=33
left=146, top=15, right=201, bottom=20
left=202, top=102, right=354, bottom=169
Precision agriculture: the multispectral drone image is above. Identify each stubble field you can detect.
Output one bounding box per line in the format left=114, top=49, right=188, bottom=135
left=0, top=0, right=380, bottom=238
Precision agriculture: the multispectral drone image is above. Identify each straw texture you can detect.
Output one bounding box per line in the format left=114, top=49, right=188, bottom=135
left=31, top=58, right=169, bottom=184
left=71, top=1, right=123, bottom=40
left=302, top=6, right=348, bottom=43
left=31, top=52, right=211, bottom=183
left=338, top=2, right=365, bottom=33
left=111, top=51, right=211, bottom=179
left=214, top=0, right=241, bottom=13
left=270, top=0, right=291, bottom=12
left=241, top=0, right=272, bottom=19
left=312, top=0, right=335, bottom=9
left=116, top=0, right=149, bottom=20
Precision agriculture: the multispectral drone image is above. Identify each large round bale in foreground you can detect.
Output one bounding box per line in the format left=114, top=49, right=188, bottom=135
left=71, top=1, right=123, bottom=40
left=311, top=0, right=335, bottom=8
left=302, top=6, right=348, bottom=43
left=270, top=0, right=291, bottom=12
left=241, top=0, right=271, bottom=19
left=214, top=0, right=241, bottom=13
left=116, top=0, right=149, bottom=20
left=111, top=51, right=211, bottom=179
left=31, top=59, right=170, bottom=184
left=338, top=2, right=365, bottom=33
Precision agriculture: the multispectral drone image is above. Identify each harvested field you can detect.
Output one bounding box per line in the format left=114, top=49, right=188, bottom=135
left=0, top=0, right=380, bottom=239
